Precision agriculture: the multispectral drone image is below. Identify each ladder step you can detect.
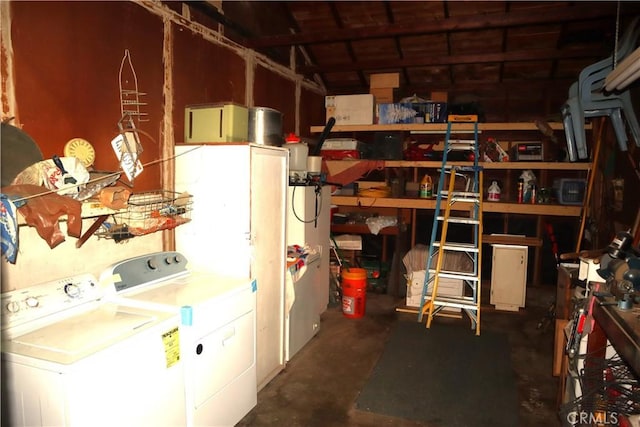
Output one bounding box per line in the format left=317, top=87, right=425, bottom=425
left=437, top=215, right=480, bottom=225
left=436, top=216, right=480, bottom=225
left=440, top=190, right=480, bottom=199
left=427, top=270, right=480, bottom=281
left=430, top=305, right=478, bottom=322
left=433, top=242, right=479, bottom=252
left=447, top=140, right=477, bottom=151
left=429, top=296, right=479, bottom=310
left=442, top=165, right=482, bottom=173
left=449, top=196, right=481, bottom=204
left=455, top=166, right=484, bottom=172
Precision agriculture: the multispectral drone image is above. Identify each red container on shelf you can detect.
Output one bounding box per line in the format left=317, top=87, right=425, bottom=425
left=320, top=149, right=361, bottom=160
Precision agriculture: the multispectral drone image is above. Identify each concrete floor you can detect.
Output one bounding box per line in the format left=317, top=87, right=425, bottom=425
left=237, top=284, right=561, bottom=427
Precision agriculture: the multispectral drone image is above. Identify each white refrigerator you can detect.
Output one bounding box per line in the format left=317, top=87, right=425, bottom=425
left=174, top=143, right=288, bottom=391
left=285, top=184, right=330, bottom=361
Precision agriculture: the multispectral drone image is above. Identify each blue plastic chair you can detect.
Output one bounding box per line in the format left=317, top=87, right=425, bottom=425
left=562, top=16, right=640, bottom=160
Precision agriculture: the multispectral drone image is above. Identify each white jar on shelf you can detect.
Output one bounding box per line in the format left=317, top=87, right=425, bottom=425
left=487, top=181, right=501, bottom=201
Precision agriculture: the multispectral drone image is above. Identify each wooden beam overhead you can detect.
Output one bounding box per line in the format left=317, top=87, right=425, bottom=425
left=300, top=47, right=609, bottom=75
left=245, top=4, right=617, bottom=48
left=326, top=77, right=575, bottom=93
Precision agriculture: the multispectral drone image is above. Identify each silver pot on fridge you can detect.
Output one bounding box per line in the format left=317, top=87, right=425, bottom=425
left=248, top=107, right=284, bottom=146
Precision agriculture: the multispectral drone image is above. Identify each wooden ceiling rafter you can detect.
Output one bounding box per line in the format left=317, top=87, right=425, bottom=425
left=550, top=19, right=569, bottom=83
left=497, top=2, right=509, bottom=84
left=327, top=2, right=367, bottom=89
left=193, top=1, right=640, bottom=121
left=279, top=1, right=324, bottom=88
left=187, top=1, right=295, bottom=66
left=244, top=4, right=617, bottom=49
left=301, top=46, right=609, bottom=75
left=382, top=1, right=408, bottom=87
left=327, top=76, right=575, bottom=93
left=442, top=1, right=454, bottom=88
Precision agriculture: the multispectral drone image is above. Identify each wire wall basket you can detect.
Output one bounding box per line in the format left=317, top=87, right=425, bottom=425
left=100, top=190, right=193, bottom=241
left=560, top=348, right=640, bottom=426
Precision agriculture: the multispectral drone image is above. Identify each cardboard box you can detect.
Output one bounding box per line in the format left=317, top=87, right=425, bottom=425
left=430, top=91, right=449, bottom=102
left=377, top=102, right=448, bottom=124
left=370, top=87, right=394, bottom=103
left=377, top=103, right=417, bottom=124
left=320, top=138, right=364, bottom=159
left=405, top=270, right=463, bottom=312
left=411, top=102, right=448, bottom=123
left=321, top=138, right=361, bottom=150
left=330, top=234, right=362, bottom=251
left=370, top=72, right=400, bottom=89
left=325, top=94, right=374, bottom=125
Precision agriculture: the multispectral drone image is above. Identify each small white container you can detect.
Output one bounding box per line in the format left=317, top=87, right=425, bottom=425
left=307, top=156, right=322, bottom=175
left=284, top=134, right=308, bottom=172
left=487, top=181, right=501, bottom=201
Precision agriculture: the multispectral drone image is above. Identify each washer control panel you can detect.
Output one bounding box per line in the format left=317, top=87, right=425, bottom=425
left=1, top=274, right=101, bottom=329
left=103, top=251, right=189, bottom=293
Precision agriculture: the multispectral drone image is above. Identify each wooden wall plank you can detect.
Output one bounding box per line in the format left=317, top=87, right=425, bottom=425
left=253, top=64, right=295, bottom=136
left=10, top=1, right=164, bottom=190
left=172, top=21, right=246, bottom=143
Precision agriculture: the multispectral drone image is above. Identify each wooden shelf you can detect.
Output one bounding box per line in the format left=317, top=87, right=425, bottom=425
left=331, top=195, right=582, bottom=217
left=311, top=121, right=586, bottom=133
left=325, top=159, right=591, bottom=170
left=330, top=223, right=399, bottom=235
left=320, top=120, right=592, bottom=287
left=482, top=234, right=542, bottom=247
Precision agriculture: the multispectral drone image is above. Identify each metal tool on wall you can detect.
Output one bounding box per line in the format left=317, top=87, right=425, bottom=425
left=113, top=49, right=147, bottom=184
left=119, top=49, right=148, bottom=124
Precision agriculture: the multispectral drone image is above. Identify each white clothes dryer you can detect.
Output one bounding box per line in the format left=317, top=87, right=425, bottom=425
left=100, top=251, right=257, bottom=427
left=1, top=274, right=185, bottom=427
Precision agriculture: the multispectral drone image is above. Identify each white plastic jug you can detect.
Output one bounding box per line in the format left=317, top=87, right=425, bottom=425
left=284, top=133, right=308, bottom=172
left=488, top=181, right=501, bottom=201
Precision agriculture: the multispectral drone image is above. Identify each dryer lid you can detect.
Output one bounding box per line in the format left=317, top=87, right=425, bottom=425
left=116, top=272, right=254, bottom=309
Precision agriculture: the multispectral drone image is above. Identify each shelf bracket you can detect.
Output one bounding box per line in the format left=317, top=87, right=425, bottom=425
left=76, top=214, right=109, bottom=248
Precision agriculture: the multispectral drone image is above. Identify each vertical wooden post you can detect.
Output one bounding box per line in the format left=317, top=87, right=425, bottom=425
left=575, top=117, right=606, bottom=252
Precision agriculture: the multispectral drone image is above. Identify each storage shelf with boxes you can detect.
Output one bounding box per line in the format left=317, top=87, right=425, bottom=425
left=324, top=73, right=451, bottom=127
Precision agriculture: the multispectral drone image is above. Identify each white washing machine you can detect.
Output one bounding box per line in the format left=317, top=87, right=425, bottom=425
left=100, top=251, right=257, bottom=427
left=1, top=274, right=185, bottom=427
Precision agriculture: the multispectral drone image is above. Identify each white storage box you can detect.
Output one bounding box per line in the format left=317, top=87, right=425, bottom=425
left=325, top=94, right=374, bottom=125
left=405, top=270, right=463, bottom=312
left=330, top=234, right=362, bottom=251
left=321, top=138, right=361, bottom=150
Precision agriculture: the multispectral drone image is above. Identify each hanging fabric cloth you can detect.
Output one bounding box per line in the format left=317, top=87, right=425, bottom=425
left=1, top=194, right=23, bottom=264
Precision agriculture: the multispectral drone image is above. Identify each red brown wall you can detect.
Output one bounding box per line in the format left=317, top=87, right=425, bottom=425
left=300, top=87, right=325, bottom=139
left=172, top=24, right=246, bottom=144
left=254, top=65, right=295, bottom=135
left=9, top=1, right=165, bottom=190
left=4, top=1, right=322, bottom=192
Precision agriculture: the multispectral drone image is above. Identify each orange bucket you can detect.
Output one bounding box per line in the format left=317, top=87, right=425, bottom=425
left=341, top=268, right=367, bottom=318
